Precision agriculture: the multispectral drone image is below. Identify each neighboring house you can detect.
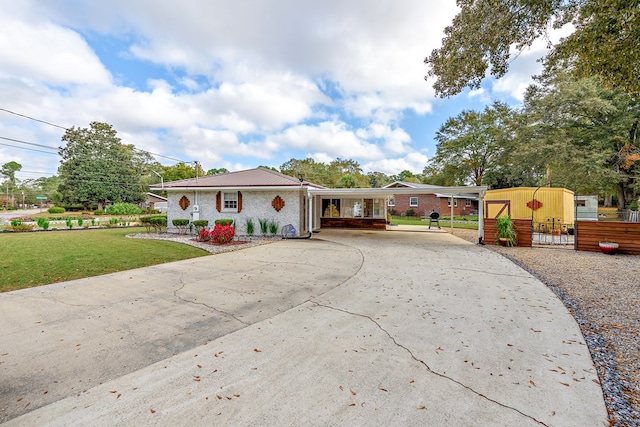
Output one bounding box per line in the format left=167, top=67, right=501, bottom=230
left=384, top=182, right=479, bottom=217
left=384, top=181, right=441, bottom=216
left=435, top=193, right=479, bottom=216
left=145, top=193, right=168, bottom=213
left=149, top=168, right=324, bottom=236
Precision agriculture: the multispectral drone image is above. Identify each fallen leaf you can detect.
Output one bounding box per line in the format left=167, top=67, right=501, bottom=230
left=409, top=380, right=415, bottom=384
left=197, top=365, right=202, bottom=369
left=350, top=389, right=356, bottom=395
left=226, top=396, right=232, bottom=400
left=379, top=388, right=388, bottom=392
left=529, top=380, right=536, bottom=387
left=110, top=391, right=117, bottom=394
left=216, top=395, right=223, bottom=400
left=417, top=405, right=426, bottom=410
left=253, top=348, right=261, bottom=353
left=17, top=398, right=23, bottom=402
left=150, top=409, right=156, bottom=414
left=339, top=385, right=344, bottom=391
left=117, top=394, right=122, bottom=399
left=348, top=403, right=356, bottom=407
left=234, top=394, right=240, bottom=398
left=559, top=382, right=569, bottom=387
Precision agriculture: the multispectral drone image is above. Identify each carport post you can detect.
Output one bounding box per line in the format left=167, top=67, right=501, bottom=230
left=450, top=194, right=454, bottom=230
left=307, top=193, right=313, bottom=237
left=478, top=191, right=485, bottom=244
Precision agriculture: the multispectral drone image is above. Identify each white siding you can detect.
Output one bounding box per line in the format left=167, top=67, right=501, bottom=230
left=166, top=189, right=303, bottom=235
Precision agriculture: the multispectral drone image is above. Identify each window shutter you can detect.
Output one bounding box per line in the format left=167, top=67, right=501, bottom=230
left=238, top=191, right=243, bottom=213
left=216, top=191, right=221, bottom=212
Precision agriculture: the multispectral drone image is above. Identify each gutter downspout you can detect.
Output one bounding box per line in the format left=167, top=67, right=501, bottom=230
left=450, top=194, right=454, bottom=230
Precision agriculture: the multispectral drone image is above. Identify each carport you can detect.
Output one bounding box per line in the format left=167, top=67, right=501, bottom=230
left=307, top=185, right=488, bottom=243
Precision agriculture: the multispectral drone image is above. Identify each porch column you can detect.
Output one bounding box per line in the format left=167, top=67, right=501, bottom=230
left=307, top=193, right=313, bottom=238
left=478, top=191, right=485, bottom=244
left=450, top=194, right=454, bottom=230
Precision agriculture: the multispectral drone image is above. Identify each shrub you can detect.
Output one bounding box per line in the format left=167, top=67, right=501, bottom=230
left=259, top=218, right=268, bottom=235
left=94, top=209, right=104, bottom=215
left=140, top=215, right=167, bottom=233
left=196, top=228, right=211, bottom=242
left=172, top=218, right=190, bottom=234
left=630, top=201, right=638, bottom=211
left=210, top=224, right=235, bottom=244
left=35, top=217, right=50, bottom=229
left=105, top=203, right=142, bottom=215
left=192, top=219, right=209, bottom=234
left=405, top=208, right=415, bottom=217
left=108, top=217, right=120, bottom=227
left=214, top=219, right=234, bottom=226
left=66, top=218, right=74, bottom=229
left=48, top=207, right=66, bottom=214
left=268, top=220, right=279, bottom=235
left=245, top=218, right=255, bottom=236
left=7, top=221, right=35, bottom=231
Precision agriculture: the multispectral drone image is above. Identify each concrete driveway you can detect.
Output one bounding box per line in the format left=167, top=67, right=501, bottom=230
left=0, top=229, right=607, bottom=426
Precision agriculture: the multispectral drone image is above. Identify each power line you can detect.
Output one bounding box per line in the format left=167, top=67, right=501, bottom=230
left=0, top=108, right=69, bottom=130
left=0, top=136, right=59, bottom=150
left=0, top=141, right=60, bottom=155
left=1, top=107, right=193, bottom=164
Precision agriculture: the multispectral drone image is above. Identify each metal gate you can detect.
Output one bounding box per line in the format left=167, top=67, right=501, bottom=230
left=532, top=219, right=575, bottom=246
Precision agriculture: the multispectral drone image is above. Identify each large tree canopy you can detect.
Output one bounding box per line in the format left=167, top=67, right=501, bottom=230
left=425, top=101, right=515, bottom=186
left=425, top=0, right=640, bottom=97
left=58, top=122, right=152, bottom=209
left=520, top=74, right=640, bottom=207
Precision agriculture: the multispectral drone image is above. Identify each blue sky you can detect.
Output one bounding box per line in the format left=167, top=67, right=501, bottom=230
left=0, top=0, right=559, bottom=183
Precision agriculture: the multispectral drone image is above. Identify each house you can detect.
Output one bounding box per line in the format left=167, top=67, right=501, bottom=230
left=149, top=168, right=323, bottom=236
left=150, top=168, right=489, bottom=239
left=145, top=193, right=168, bottom=213
left=384, top=181, right=479, bottom=217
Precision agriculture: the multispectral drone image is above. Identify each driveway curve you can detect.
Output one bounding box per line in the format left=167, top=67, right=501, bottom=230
left=0, top=229, right=607, bottom=426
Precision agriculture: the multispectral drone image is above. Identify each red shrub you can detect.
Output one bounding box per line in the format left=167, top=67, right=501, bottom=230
left=210, top=224, right=235, bottom=244
left=197, top=228, right=211, bottom=242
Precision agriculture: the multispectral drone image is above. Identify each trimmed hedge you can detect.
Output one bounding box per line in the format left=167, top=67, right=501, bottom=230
left=48, top=206, right=66, bottom=214
left=140, top=215, right=167, bottom=233
left=215, top=218, right=234, bottom=226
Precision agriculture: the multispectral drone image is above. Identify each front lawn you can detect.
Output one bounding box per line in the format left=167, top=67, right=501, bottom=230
left=0, top=227, right=208, bottom=292
left=390, top=215, right=479, bottom=229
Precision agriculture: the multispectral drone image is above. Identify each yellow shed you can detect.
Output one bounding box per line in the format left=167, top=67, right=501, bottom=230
left=484, top=187, right=575, bottom=226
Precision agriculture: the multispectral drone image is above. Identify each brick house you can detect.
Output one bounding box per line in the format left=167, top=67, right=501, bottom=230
left=384, top=182, right=479, bottom=217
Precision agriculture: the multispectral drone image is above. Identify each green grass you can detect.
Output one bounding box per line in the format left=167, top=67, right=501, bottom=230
left=0, top=227, right=208, bottom=292
left=390, top=216, right=479, bottom=229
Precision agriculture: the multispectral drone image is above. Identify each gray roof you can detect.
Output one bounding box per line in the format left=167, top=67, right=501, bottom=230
left=152, top=167, right=325, bottom=190
left=383, top=181, right=442, bottom=189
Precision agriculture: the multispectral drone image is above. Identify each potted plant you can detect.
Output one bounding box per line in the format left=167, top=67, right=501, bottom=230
left=495, top=216, right=517, bottom=247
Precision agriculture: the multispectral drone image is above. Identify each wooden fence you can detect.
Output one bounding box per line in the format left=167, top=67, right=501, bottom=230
left=575, top=221, right=640, bottom=255
left=483, top=218, right=532, bottom=247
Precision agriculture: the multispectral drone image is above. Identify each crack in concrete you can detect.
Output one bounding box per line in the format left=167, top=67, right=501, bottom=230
left=312, top=300, right=549, bottom=427
left=172, top=275, right=250, bottom=327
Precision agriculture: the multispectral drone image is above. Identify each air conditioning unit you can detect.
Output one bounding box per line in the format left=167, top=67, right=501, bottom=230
left=192, top=205, right=199, bottom=212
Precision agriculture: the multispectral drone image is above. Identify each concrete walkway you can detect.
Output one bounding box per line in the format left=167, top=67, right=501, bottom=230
left=0, top=229, right=607, bottom=426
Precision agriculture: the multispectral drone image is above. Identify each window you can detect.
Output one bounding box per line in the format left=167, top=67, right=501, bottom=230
left=465, top=199, right=472, bottom=207
left=388, top=197, right=395, bottom=207
left=447, top=199, right=458, bottom=207
left=223, top=192, right=238, bottom=211
left=409, top=197, right=418, bottom=207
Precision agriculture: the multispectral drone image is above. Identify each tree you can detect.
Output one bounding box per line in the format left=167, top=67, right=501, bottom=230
left=427, top=102, right=515, bottom=186
left=206, top=167, right=229, bottom=175
left=520, top=74, right=640, bottom=207
left=367, top=171, right=392, bottom=188
left=1, top=161, right=22, bottom=208
left=425, top=0, right=640, bottom=97
left=58, top=122, right=152, bottom=209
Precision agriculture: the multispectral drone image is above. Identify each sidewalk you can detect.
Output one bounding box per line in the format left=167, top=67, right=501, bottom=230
left=0, top=229, right=607, bottom=426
